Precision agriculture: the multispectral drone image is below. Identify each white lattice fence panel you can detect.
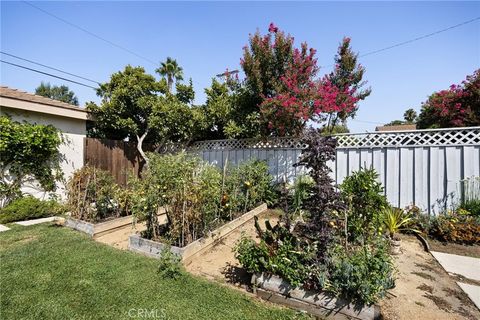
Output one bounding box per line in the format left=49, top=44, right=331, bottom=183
left=335, top=127, right=480, bottom=148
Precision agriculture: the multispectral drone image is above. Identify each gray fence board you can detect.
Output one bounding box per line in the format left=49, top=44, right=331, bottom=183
left=190, top=127, right=480, bottom=214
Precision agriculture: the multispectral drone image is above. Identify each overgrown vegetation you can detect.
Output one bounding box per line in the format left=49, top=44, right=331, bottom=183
left=0, top=116, right=63, bottom=208
left=0, top=196, right=65, bottom=223
left=130, top=152, right=275, bottom=247
left=340, top=168, right=388, bottom=244
left=235, top=130, right=395, bottom=306
left=66, top=166, right=128, bottom=222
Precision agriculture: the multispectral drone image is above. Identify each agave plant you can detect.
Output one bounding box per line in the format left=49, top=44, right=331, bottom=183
left=382, top=207, right=418, bottom=238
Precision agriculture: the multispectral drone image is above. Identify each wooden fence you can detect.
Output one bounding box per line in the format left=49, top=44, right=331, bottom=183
left=83, top=138, right=149, bottom=186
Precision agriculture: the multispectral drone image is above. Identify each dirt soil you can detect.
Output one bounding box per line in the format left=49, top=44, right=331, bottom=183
left=94, top=221, right=147, bottom=250
left=378, top=234, right=480, bottom=320
left=185, top=209, right=280, bottom=286
left=427, top=238, right=480, bottom=258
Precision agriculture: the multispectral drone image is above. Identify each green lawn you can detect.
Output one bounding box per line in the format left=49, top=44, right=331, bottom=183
left=0, top=224, right=305, bottom=320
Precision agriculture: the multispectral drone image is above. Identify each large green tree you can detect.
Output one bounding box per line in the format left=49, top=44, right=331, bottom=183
left=326, top=37, right=371, bottom=128
left=87, top=65, right=197, bottom=164
left=156, top=57, right=184, bottom=93
left=35, top=82, right=79, bottom=106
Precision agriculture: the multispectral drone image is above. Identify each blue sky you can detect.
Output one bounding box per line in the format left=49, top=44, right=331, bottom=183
left=1, top=1, right=479, bottom=132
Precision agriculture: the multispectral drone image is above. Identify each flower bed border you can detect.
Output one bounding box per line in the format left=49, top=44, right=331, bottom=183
left=128, top=203, right=268, bottom=264
left=65, top=207, right=167, bottom=238
left=252, top=273, right=379, bottom=320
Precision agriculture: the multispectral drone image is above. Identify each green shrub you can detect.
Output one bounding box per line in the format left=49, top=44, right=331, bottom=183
left=328, top=241, right=395, bottom=305
left=460, top=199, right=480, bottom=217
left=234, top=222, right=313, bottom=287
left=157, top=248, right=183, bottom=279
left=66, top=166, right=125, bottom=222
left=133, top=152, right=222, bottom=245
left=340, top=168, right=388, bottom=243
left=290, top=175, right=314, bottom=215
left=429, top=213, right=480, bottom=245
left=0, top=196, right=65, bottom=223
left=0, top=116, right=63, bottom=207
left=460, top=176, right=480, bottom=216
left=224, top=159, right=277, bottom=216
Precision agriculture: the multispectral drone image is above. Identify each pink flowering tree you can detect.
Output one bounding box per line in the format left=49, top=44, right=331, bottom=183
left=417, top=70, right=480, bottom=128
left=240, top=23, right=367, bottom=136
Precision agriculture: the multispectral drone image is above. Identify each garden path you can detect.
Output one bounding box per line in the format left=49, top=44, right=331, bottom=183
left=379, top=235, right=480, bottom=320
left=431, top=251, right=480, bottom=309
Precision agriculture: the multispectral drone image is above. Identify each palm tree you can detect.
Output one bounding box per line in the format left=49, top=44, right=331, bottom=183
left=156, top=57, right=184, bottom=93
left=403, top=108, right=418, bottom=123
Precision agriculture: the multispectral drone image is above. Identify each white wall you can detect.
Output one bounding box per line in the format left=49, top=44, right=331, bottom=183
left=1, top=107, right=86, bottom=200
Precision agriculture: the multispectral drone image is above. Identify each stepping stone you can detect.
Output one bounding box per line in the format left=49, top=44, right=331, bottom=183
left=431, top=251, right=480, bottom=281
left=457, top=282, right=480, bottom=310
left=0, top=224, right=10, bottom=232
left=14, top=217, right=57, bottom=226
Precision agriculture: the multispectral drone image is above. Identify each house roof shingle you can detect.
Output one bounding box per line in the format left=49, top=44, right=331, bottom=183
left=375, top=124, right=417, bottom=132
left=0, top=86, right=86, bottom=113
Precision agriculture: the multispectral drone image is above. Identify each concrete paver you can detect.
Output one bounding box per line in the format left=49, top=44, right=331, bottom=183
left=14, top=216, right=58, bottom=226
left=457, top=282, right=480, bottom=310
left=431, top=251, right=480, bottom=281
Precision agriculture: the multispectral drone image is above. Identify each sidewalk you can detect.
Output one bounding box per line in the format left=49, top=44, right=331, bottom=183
left=431, top=251, right=480, bottom=309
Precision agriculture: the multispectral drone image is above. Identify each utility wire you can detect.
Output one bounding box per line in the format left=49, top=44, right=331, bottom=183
left=320, top=16, right=480, bottom=68
left=360, top=16, right=480, bottom=58
left=1, top=51, right=100, bottom=85
left=23, top=1, right=158, bottom=66
left=1, top=60, right=98, bottom=89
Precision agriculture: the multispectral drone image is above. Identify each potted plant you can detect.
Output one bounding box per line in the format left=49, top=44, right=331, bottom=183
left=382, top=207, right=418, bottom=255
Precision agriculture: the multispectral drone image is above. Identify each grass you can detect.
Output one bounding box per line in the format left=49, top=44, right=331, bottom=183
left=0, top=223, right=307, bottom=320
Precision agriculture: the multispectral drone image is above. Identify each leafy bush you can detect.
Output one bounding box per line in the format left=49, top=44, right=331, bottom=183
left=460, top=176, right=480, bottom=216
left=235, top=221, right=313, bottom=287
left=0, top=116, right=63, bottom=208
left=460, top=200, right=480, bottom=217
left=340, top=168, right=388, bottom=243
left=328, top=241, right=395, bottom=305
left=429, top=213, right=480, bottom=245
left=131, top=152, right=275, bottom=247
left=157, top=248, right=183, bottom=279
left=223, top=159, right=277, bottom=217
left=235, top=130, right=396, bottom=306
left=66, top=166, right=126, bottom=222
left=289, top=175, right=314, bottom=215
left=0, top=196, right=65, bottom=223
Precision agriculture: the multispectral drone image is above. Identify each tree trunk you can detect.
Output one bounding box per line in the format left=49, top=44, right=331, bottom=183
left=136, top=130, right=149, bottom=166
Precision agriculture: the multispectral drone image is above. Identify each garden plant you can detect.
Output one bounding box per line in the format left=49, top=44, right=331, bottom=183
left=235, top=129, right=396, bottom=306
left=129, top=152, right=276, bottom=247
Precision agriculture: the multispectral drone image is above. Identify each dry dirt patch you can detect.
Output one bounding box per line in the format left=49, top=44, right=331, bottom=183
left=379, top=235, right=480, bottom=320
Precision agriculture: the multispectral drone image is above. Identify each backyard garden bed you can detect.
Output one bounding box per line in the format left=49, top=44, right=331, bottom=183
left=253, top=273, right=379, bottom=320
left=65, top=207, right=166, bottom=238
left=129, top=203, right=267, bottom=263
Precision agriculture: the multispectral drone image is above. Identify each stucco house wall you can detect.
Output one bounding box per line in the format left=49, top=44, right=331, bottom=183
left=0, top=86, right=88, bottom=200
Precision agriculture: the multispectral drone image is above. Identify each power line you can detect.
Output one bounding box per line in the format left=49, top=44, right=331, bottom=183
left=0, top=51, right=100, bottom=85
left=23, top=1, right=158, bottom=66
left=360, top=16, right=480, bottom=58
left=320, top=16, right=480, bottom=68
left=1, top=60, right=98, bottom=89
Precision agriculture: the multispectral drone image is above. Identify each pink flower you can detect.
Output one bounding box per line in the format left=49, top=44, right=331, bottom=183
left=268, top=23, right=278, bottom=33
